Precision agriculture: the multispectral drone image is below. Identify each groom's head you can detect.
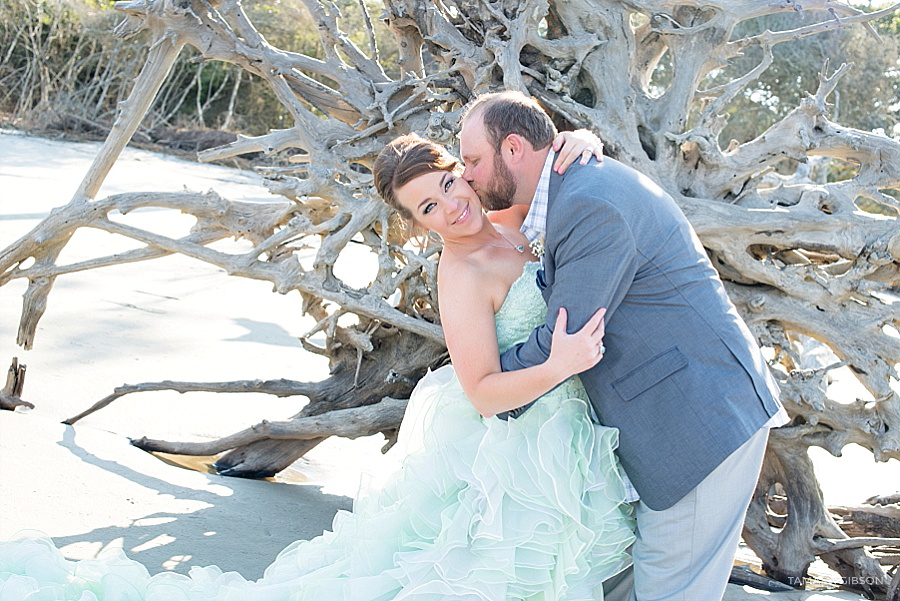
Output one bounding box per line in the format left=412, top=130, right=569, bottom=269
left=459, top=91, right=557, bottom=211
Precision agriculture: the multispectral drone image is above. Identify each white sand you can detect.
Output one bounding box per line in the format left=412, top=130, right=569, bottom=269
left=0, top=129, right=887, bottom=598
left=0, top=130, right=393, bottom=579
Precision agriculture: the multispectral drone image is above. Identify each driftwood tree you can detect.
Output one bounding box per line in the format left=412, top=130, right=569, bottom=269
left=2, top=0, right=899, bottom=594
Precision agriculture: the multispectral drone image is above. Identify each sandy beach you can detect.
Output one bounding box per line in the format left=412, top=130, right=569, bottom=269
left=0, top=129, right=394, bottom=579
left=0, top=129, right=892, bottom=599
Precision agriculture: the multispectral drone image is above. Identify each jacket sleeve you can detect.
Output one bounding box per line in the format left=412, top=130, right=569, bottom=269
left=499, top=192, right=639, bottom=376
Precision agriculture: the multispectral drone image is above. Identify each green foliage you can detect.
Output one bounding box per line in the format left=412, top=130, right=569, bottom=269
left=0, top=0, right=145, bottom=128
left=711, top=8, right=900, bottom=147
left=0, top=0, right=397, bottom=138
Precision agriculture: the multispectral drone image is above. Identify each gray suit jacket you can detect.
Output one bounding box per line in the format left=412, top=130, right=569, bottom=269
left=499, top=157, right=782, bottom=510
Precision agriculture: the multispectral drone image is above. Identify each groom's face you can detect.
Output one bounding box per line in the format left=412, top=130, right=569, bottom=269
left=459, top=116, right=517, bottom=211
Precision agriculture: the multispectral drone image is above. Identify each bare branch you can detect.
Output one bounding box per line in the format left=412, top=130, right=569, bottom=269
left=64, top=378, right=322, bottom=425
left=131, top=397, right=408, bottom=455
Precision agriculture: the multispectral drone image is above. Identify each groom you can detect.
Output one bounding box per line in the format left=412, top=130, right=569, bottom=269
left=458, top=91, right=787, bottom=600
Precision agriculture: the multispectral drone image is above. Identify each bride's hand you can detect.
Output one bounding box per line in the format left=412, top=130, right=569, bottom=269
left=551, top=129, right=604, bottom=174
left=546, top=307, right=607, bottom=379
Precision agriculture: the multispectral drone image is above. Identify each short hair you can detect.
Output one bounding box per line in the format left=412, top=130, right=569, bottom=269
left=461, top=91, right=557, bottom=153
left=373, top=133, right=460, bottom=220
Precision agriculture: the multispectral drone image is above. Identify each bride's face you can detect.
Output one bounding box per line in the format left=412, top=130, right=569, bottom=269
left=395, top=170, right=485, bottom=239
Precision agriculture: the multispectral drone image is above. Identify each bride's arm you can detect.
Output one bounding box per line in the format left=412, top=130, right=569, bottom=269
left=551, top=129, right=604, bottom=174
left=439, top=261, right=606, bottom=418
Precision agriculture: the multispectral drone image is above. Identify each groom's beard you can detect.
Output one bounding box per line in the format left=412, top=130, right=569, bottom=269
left=479, top=151, right=517, bottom=211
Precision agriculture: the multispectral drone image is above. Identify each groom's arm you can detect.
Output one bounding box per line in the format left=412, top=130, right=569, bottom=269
left=499, top=194, right=639, bottom=376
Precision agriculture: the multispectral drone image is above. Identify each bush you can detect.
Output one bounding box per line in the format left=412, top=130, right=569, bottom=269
left=0, top=0, right=370, bottom=140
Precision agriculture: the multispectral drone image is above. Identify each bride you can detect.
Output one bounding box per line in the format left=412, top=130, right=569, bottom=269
left=1, top=132, right=634, bottom=600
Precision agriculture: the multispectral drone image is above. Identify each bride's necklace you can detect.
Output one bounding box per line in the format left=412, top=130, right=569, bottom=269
left=442, top=230, right=525, bottom=253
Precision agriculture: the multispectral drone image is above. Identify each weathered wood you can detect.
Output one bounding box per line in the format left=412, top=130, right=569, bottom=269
left=209, top=327, right=445, bottom=476
left=70, top=323, right=446, bottom=477
left=0, top=0, right=898, bottom=590
left=832, top=505, right=900, bottom=539
left=132, top=396, right=409, bottom=454
left=0, top=357, right=32, bottom=411
left=746, top=427, right=890, bottom=593
left=870, top=495, right=900, bottom=507
left=65, top=378, right=325, bottom=425
left=6, top=19, right=186, bottom=350
left=888, top=568, right=900, bottom=601
left=213, top=439, right=325, bottom=479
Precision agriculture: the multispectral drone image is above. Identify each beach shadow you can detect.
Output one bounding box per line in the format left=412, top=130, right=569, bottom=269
left=52, top=425, right=351, bottom=580
left=225, top=318, right=302, bottom=348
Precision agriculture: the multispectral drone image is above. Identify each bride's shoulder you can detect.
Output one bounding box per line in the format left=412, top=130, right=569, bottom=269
left=437, top=251, right=504, bottom=303
left=437, top=250, right=491, bottom=286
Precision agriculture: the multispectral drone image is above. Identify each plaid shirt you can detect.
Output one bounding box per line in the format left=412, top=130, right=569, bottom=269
left=520, top=151, right=555, bottom=247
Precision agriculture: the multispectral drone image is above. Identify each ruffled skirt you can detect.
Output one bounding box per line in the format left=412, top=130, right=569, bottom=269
left=1, top=366, right=634, bottom=600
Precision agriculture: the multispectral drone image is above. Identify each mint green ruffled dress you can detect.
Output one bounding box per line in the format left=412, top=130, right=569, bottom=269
left=1, top=262, right=634, bottom=600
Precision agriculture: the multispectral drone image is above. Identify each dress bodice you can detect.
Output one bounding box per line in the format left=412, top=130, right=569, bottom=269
left=494, top=261, right=588, bottom=402
left=495, top=261, right=546, bottom=353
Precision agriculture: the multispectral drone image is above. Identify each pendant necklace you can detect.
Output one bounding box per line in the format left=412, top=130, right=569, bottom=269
left=443, top=230, right=525, bottom=253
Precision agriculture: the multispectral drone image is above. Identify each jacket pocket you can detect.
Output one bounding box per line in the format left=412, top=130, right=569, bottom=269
left=611, top=347, right=688, bottom=401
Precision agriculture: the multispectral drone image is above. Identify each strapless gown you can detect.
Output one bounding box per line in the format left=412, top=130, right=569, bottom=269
left=1, top=262, right=635, bottom=600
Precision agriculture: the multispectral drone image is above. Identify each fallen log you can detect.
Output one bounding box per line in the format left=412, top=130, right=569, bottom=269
left=832, top=504, right=900, bottom=539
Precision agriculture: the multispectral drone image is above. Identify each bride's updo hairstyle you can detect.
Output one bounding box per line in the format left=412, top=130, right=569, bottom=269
left=374, top=133, right=460, bottom=221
